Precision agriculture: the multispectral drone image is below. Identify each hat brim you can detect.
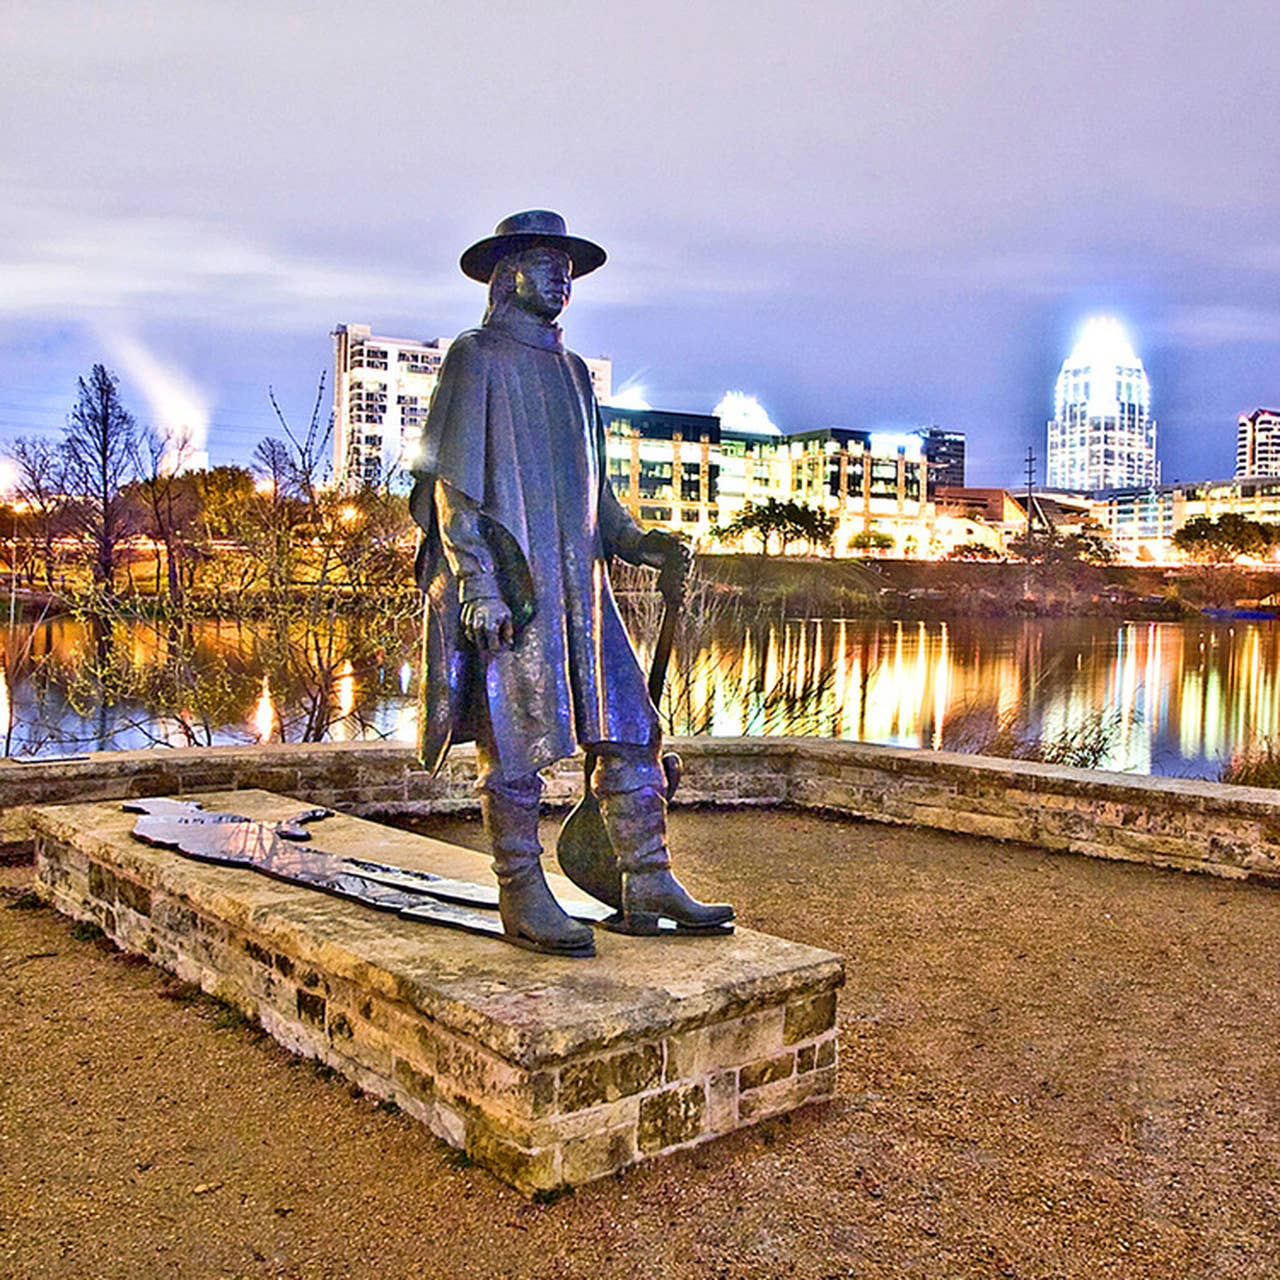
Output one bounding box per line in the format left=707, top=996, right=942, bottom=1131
left=460, top=233, right=607, bottom=283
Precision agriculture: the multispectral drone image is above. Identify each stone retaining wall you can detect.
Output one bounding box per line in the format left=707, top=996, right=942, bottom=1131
left=4, top=737, right=1279, bottom=885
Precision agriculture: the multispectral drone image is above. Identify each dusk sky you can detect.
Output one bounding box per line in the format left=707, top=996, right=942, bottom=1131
left=3, top=0, right=1279, bottom=486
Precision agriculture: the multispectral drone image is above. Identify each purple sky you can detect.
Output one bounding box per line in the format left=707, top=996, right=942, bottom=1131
left=2, top=0, right=1278, bottom=487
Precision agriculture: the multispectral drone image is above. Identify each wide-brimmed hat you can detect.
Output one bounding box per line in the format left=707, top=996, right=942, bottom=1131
left=459, top=210, right=607, bottom=283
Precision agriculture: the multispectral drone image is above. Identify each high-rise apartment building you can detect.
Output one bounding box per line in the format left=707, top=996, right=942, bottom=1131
left=1236, top=408, right=1280, bottom=477
left=332, top=326, right=450, bottom=490
left=1046, top=317, right=1156, bottom=490
left=331, top=323, right=612, bottom=490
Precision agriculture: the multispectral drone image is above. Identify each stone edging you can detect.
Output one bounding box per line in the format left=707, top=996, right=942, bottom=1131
left=2, top=736, right=1277, bottom=885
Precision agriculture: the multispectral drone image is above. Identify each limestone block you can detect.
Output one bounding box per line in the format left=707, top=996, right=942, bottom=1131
left=561, top=1122, right=638, bottom=1184
left=638, top=1083, right=707, bottom=1154
left=560, top=1044, right=663, bottom=1112
left=738, top=1065, right=837, bottom=1123
left=664, top=1007, right=786, bottom=1080
left=784, top=989, right=838, bottom=1043
left=740, top=1050, right=796, bottom=1091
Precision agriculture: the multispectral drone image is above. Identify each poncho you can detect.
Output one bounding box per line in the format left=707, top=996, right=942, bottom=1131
left=410, top=307, right=657, bottom=780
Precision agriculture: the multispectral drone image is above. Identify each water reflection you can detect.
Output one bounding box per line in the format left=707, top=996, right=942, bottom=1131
left=648, top=616, right=1280, bottom=777
left=0, top=661, right=10, bottom=752
left=10, top=612, right=1280, bottom=777
left=252, top=675, right=277, bottom=743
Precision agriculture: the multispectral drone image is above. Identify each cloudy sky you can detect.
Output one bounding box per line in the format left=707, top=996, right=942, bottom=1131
left=2, top=0, right=1278, bottom=485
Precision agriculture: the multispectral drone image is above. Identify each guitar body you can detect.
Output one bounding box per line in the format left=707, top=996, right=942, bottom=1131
left=556, top=750, right=682, bottom=910
left=556, top=785, right=622, bottom=908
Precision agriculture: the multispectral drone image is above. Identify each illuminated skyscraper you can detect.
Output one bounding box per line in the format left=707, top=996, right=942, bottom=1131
left=1047, top=317, right=1156, bottom=490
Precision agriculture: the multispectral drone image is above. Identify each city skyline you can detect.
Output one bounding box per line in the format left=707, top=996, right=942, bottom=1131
left=2, top=2, right=1278, bottom=488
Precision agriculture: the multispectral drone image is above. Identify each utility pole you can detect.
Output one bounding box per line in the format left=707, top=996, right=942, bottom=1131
left=1023, top=446, right=1036, bottom=599
left=1024, top=446, right=1036, bottom=542
left=7, top=510, right=16, bottom=638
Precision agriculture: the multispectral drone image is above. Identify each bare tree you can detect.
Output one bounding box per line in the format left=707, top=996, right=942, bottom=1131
left=132, top=427, right=195, bottom=602
left=62, top=365, right=138, bottom=595
left=7, top=436, right=67, bottom=590
left=268, top=373, right=330, bottom=507
left=251, top=437, right=295, bottom=498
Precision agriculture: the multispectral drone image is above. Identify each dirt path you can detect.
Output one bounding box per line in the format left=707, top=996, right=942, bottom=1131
left=4, top=808, right=1279, bottom=1280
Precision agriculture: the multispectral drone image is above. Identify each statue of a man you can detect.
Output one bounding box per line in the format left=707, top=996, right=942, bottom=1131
left=410, top=210, right=733, bottom=957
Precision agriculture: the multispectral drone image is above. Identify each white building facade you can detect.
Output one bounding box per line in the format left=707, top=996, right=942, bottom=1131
left=1236, top=408, right=1280, bottom=477
left=1047, top=317, right=1157, bottom=490
left=331, top=323, right=612, bottom=491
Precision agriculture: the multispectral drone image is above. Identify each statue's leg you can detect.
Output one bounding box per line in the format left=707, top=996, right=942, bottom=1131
left=590, top=746, right=734, bottom=932
left=476, top=744, right=595, bottom=957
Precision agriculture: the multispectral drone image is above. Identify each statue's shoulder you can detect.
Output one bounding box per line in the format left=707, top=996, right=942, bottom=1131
left=436, top=328, right=502, bottom=382
left=448, top=325, right=529, bottom=364
left=444, top=327, right=488, bottom=357
left=562, top=347, right=595, bottom=391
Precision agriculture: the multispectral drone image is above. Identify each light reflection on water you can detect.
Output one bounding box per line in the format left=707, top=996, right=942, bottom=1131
left=252, top=675, right=278, bottom=743
left=7, top=614, right=1280, bottom=777
left=644, top=616, right=1280, bottom=777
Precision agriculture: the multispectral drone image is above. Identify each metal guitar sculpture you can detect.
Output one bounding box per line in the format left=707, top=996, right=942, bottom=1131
left=124, top=798, right=709, bottom=947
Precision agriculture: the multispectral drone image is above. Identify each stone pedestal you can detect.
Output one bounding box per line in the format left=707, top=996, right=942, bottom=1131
left=31, top=790, right=843, bottom=1194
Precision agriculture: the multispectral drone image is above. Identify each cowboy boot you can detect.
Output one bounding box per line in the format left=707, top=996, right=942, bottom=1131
left=592, top=753, right=734, bottom=935
left=480, top=778, right=595, bottom=957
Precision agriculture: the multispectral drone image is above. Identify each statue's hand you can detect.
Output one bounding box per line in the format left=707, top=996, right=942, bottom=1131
left=461, top=597, right=514, bottom=653
left=636, top=529, right=692, bottom=573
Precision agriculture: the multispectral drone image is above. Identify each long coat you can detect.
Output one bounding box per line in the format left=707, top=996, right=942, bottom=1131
left=410, top=309, right=656, bottom=780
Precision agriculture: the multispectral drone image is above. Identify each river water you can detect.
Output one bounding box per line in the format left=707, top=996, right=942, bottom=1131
left=3, top=613, right=1276, bottom=779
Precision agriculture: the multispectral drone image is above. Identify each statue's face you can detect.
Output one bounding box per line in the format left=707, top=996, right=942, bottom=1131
left=511, top=248, right=572, bottom=320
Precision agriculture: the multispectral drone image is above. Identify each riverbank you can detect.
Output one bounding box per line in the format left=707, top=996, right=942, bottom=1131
left=696, top=555, right=1280, bottom=619
left=8, top=559, right=1280, bottom=624
left=6, top=805, right=1279, bottom=1278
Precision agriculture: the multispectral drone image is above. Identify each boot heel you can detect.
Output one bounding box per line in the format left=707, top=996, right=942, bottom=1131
left=598, top=909, right=663, bottom=937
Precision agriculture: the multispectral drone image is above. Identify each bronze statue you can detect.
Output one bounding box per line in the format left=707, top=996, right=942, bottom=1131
left=410, top=210, right=734, bottom=957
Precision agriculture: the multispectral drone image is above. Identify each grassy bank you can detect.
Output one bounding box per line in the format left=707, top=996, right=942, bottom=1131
left=9, top=557, right=1280, bottom=624
left=694, top=554, right=1280, bottom=619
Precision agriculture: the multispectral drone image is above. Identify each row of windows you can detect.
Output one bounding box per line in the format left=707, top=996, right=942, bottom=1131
left=634, top=506, right=714, bottom=524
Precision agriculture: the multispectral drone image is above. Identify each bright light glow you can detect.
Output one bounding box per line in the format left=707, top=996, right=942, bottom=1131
left=251, top=674, right=277, bottom=742
left=335, top=659, right=355, bottom=719
left=399, top=661, right=413, bottom=694
left=713, top=391, right=781, bottom=437
left=100, top=330, right=211, bottom=473
left=0, top=461, right=16, bottom=497
left=254, top=477, right=275, bottom=495
left=607, top=384, right=652, bottom=411
left=1049, top=314, right=1156, bottom=489
left=1055, top=315, right=1150, bottom=420
left=869, top=432, right=924, bottom=460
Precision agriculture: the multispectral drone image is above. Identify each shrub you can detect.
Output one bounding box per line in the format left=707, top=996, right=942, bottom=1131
left=1220, top=738, right=1280, bottom=789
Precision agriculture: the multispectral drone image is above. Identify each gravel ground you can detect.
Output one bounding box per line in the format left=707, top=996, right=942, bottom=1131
left=3, top=807, right=1280, bottom=1280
